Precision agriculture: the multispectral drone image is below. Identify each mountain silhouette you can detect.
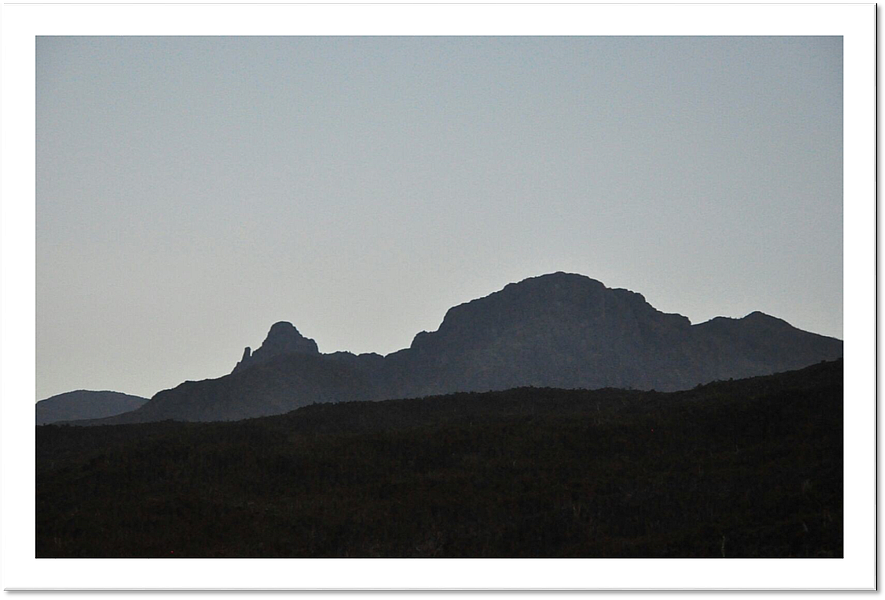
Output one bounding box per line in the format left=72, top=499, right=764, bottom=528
left=74, top=272, right=842, bottom=424
left=36, top=390, right=148, bottom=425
left=232, top=321, right=320, bottom=374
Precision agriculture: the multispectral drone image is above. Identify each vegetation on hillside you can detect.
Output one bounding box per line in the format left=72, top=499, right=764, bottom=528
left=36, top=360, right=842, bottom=557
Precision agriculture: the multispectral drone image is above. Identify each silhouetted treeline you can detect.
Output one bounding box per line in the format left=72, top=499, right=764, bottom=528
left=37, top=360, right=842, bottom=557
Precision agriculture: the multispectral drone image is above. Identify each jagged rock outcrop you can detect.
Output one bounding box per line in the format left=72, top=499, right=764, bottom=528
left=234, top=346, right=252, bottom=370
left=73, top=272, right=843, bottom=424
left=232, top=321, right=319, bottom=373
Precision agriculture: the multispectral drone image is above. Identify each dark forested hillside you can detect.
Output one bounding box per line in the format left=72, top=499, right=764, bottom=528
left=37, top=360, right=842, bottom=558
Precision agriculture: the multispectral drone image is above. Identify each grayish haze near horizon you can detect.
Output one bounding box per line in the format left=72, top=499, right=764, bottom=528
left=37, top=36, right=842, bottom=401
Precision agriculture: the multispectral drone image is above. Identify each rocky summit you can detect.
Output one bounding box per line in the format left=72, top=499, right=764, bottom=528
left=232, top=321, right=319, bottom=373
left=73, top=272, right=843, bottom=424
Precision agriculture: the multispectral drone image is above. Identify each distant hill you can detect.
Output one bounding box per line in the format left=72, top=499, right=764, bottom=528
left=36, top=360, right=843, bottom=557
left=36, top=390, right=148, bottom=425
left=76, top=272, right=842, bottom=424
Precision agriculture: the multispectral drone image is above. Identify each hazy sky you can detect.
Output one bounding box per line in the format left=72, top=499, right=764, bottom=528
left=36, top=36, right=842, bottom=400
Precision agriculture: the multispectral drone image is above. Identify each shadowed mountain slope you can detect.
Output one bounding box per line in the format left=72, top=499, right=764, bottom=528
left=89, top=353, right=378, bottom=424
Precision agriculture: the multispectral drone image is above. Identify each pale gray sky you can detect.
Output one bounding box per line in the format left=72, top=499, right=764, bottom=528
left=37, top=36, right=842, bottom=400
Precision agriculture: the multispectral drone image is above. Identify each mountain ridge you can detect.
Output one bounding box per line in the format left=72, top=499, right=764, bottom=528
left=64, top=272, right=842, bottom=424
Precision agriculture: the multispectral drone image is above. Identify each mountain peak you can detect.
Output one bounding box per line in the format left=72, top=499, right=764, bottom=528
left=506, top=271, right=605, bottom=289
left=232, top=321, right=319, bottom=374
left=262, top=321, right=317, bottom=350
left=743, top=310, right=781, bottom=322
left=268, top=320, right=298, bottom=333
left=264, top=321, right=314, bottom=346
